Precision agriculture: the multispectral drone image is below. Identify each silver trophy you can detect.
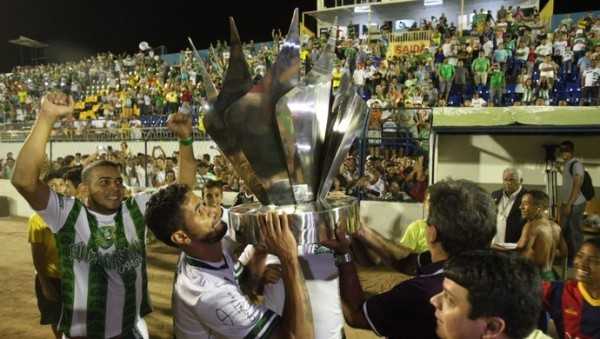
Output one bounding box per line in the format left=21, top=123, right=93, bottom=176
left=197, top=9, right=368, bottom=338
left=198, top=10, right=367, bottom=245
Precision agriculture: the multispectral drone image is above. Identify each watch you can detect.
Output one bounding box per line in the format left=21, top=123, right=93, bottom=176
left=334, top=252, right=353, bottom=267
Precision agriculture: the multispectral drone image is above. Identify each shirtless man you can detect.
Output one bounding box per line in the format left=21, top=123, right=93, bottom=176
left=515, top=190, right=566, bottom=280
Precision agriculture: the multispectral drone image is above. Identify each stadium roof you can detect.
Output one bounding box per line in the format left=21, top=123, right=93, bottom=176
left=8, top=36, right=48, bottom=49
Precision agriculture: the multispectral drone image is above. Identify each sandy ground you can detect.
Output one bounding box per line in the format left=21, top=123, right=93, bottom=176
left=0, top=216, right=407, bottom=339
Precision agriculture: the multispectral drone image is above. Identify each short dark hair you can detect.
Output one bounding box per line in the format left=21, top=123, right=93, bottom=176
left=145, top=184, right=190, bottom=248
left=525, top=190, right=549, bottom=209
left=427, top=179, right=496, bottom=256
left=445, top=250, right=542, bottom=339
left=203, top=180, right=224, bottom=192
left=82, top=160, right=122, bottom=183
left=43, top=170, right=64, bottom=184
left=582, top=237, right=600, bottom=251
left=560, top=140, right=574, bottom=153
left=63, top=155, right=75, bottom=166
left=63, top=166, right=83, bottom=187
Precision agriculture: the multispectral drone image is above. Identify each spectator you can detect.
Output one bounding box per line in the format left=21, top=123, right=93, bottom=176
left=472, top=51, right=491, bottom=86
left=492, top=168, right=527, bottom=245
left=430, top=250, right=547, bottom=339
left=559, top=140, right=587, bottom=266
left=542, top=237, right=600, bottom=338
left=489, top=64, right=506, bottom=106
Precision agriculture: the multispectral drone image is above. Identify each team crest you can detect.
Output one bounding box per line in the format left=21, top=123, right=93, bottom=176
left=94, top=225, right=116, bottom=249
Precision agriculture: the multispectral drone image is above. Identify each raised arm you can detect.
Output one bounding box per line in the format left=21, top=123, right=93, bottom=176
left=11, top=92, right=74, bottom=210
left=260, top=213, right=314, bottom=339
left=166, top=112, right=196, bottom=189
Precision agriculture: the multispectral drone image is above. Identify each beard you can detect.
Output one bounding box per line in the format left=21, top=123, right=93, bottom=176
left=201, top=222, right=228, bottom=244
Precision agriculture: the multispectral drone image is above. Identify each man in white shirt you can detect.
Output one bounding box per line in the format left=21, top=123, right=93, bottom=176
left=535, top=40, right=553, bottom=63
left=482, top=38, right=494, bottom=58
left=145, top=186, right=315, bottom=339
left=352, top=63, right=368, bottom=96
left=10, top=92, right=196, bottom=338
left=581, top=61, right=599, bottom=105
left=491, top=168, right=528, bottom=246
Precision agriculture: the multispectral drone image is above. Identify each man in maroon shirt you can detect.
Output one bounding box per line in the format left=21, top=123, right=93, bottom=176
left=322, top=179, right=496, bottom=339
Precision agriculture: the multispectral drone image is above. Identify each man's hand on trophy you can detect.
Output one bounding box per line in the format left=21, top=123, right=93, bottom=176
left=40, top=91, right=74, bottom=121
left=258, top=212, right=298, bottom=262
left=167, top=111, right=192, bottom=139
left=321, top=217, right=352, bottom=255
left=261, top=264, right=283, bottom=286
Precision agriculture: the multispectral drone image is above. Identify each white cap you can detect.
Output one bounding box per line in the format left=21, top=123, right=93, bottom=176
left=139, top=41, right=151, bottom=51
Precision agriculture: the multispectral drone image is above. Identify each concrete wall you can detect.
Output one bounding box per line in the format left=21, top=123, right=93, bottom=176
left=0, top=179, right=423, bottom=241
left=434, top=134, right=600, bottom=198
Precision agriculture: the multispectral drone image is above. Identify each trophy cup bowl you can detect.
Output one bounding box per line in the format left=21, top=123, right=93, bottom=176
left=229, top=196, right=360, bottom=246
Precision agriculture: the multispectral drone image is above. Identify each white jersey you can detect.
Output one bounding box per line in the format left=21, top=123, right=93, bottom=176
left=236, top=244, right=344, bottom=339
left=38, top=190, right=152, bottom=338
left=173, top=252, right=280, bottom=339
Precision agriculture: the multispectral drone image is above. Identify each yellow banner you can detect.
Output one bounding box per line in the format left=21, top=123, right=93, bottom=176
left=540, top=0, right=554, bottom=29
left=301, top=23, right=315, bottom=38
left=387, top=40, right=431, bottom=57
left=385, top=30, right=432, bottom=57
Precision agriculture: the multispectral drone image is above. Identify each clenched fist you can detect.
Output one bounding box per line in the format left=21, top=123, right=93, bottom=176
left=40, top=91, right=74, bottom=120
left=167, top=112, right=193, bottom=139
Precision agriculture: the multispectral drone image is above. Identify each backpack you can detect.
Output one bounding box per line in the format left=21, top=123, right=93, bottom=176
left=570, top=160, right=595, bottom=201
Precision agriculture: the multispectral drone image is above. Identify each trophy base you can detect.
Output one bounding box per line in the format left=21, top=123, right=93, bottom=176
left=228, top=196, right=359, bottom=246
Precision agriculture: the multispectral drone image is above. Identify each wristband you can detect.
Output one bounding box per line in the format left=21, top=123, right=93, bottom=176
left=179, top=136, right=193, bottom=146
left=334, top=252, right=353, bottom=267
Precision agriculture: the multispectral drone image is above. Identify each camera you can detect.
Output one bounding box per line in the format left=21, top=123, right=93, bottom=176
left=542, top=144, right=559, bottom=162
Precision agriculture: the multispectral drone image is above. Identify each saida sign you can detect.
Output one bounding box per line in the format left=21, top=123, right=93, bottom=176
left=385, top=30, right=432, bottom=57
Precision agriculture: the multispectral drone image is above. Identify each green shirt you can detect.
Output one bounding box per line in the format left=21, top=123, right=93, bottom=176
left=490, top=70, right=505, bottom=88
left=399, top=219, right=428, bottom=253
left=472, top=57, right=490, bottom=73
left=439, top=64, right=455, bottom=80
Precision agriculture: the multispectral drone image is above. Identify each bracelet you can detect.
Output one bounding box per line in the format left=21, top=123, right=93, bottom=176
left=179, top=136, right=193, bottom=146
left=334, top=252, right=352, bottom=267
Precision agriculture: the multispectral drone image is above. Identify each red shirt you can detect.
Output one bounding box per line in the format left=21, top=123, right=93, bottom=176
left=543, top=280, right=600, bottom=339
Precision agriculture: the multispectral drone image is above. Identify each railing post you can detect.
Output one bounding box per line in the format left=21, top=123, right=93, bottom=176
left=144, top=139, right=149, bottom=188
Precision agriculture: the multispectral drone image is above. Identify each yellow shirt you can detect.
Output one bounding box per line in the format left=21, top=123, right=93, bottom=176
left=27, top=213, right=60, bottom=278
left=166, top=91, right=179, bottom=103
left=399, top=219, right=428, bottom=253
left=300, top=49, right=309, bottom=61
left=17, top=91, right=28, bottom=104
left=525, top=329, right=552, bottom=339
left=332, top=68, right=342, bottom=89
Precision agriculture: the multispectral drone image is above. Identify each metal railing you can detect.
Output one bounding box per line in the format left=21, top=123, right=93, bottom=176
left=0, top=125, right=210, bottom=142
left=384, top=30, right=433, bottom=44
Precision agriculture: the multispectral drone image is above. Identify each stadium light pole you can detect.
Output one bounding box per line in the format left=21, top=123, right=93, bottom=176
left=460, top=0, right=464, bottom=36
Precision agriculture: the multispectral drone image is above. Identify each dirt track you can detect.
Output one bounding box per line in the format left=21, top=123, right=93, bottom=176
left=0, top=216, right=407, bottom=339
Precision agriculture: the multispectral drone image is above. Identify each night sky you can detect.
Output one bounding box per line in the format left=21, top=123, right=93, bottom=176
left=0, top=0, right=596, bottom=73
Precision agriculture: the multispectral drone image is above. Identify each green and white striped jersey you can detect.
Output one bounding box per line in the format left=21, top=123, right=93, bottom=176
left=38, top=190, right=152, bottom=338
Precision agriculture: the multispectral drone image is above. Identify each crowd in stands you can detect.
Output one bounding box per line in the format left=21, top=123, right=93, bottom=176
left=0, top=142, right=427, bottom=203
left=332, top=8, right=600, bottom=109
left=2, top=9, right=600, bottom=203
